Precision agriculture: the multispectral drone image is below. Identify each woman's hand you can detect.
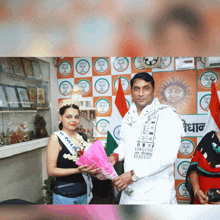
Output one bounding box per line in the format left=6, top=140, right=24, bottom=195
left=194, top=189, right=209, bottom=204
left=77, top=164, right=100, bottom=174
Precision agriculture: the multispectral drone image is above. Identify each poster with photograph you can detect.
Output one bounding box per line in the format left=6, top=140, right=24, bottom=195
left=0, top=57, right=14, bottom=74
left=16, top=86, right=31, bottom=109
left=10, top=57, right=25, bottom=77
left=28, top=86, right=36, bottom=109
left=31, top=60, right=42, bottom=80
left=5, top=86, right=20, bottom=109
left=37, top=87, right=47, bottom=109
left=0, top=85, right=9, bottom=110
left=22, top=58, right=35, bottom=78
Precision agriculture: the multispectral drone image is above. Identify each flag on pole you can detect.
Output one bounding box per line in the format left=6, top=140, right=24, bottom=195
left=204, top=82, right=220, bottom=134
left=106, top=77, right=128, bottom=156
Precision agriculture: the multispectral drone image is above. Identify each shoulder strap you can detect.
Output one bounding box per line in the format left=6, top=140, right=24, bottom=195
left=55, top=131, right=79, bottom=155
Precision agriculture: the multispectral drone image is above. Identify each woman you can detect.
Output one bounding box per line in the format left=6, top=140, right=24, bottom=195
left=47, top=99, right=100, bottom=204
left=186, top=130, right=220, bottom=204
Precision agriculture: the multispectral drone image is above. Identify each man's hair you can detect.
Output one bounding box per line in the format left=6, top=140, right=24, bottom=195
left=130, top=72, right=155, bottom=91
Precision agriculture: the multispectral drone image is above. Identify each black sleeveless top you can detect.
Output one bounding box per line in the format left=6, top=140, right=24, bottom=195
left=56, top=132, right=87, bottom=183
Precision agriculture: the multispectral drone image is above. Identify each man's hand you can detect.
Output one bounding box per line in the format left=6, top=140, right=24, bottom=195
left=108, top=155, right=116, bottom=166
left=112, top=171, right=133, bottom=191
left=195, top=189, right=208, bottom=204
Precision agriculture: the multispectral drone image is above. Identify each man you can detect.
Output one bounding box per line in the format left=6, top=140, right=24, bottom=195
left=109, top=72, right=184, bottom=204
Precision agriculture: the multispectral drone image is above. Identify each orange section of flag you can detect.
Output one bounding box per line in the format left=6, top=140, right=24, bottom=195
left=209, top=82, right=220, bottom=129
left=115, top=77, right=128, bottom=117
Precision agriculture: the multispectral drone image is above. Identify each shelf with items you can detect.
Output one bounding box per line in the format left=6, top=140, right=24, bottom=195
left=79, top=108, right=96, bottom=121
left=0, top=70, right=48, bottom=85
left=0, top=137, right=50, bottom=159
left=77, top=108, right=97, bottom=143
left=0, top=57, right=52, bottom=149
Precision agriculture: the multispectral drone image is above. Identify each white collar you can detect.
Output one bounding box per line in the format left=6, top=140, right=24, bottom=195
left=129, top=97, right=160, bottom=117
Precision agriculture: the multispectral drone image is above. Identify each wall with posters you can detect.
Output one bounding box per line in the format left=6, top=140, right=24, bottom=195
left=57, top=57, right=220, bottom=202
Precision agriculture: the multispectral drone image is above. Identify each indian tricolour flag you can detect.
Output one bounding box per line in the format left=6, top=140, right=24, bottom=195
left=106, top=77, right=128, bottom=156
left=204, top=82, right=220, bottom=134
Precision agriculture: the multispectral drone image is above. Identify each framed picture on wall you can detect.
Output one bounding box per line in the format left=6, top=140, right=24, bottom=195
left=28, top=86, right=36, bottom=109
left=15, top=86, right=31, bottom=109
left=37, top=87, right=48, bottom=109
left=10, top=57, right=25, bottom=77
left=4, top=85, right=20, bottom=109
left=37, top=87, right=45, bottom=102
left=22, top=58, right=35, bottom=78
left=0, top=85, right=9, bottom=110
left=31, top=60, right=42, bottom=80
left=0, top=57, right=14, bottom=74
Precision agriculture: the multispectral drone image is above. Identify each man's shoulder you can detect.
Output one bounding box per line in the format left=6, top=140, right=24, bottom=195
left=158, top=105, right=179, bottom=115
left=157, top=105, right=181, bottom=123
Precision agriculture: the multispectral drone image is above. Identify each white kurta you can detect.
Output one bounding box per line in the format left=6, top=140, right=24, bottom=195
left=114, top=98, right=184, bottom=205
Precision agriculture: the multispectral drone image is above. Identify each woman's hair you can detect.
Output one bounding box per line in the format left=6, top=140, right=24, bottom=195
left=59, top=104, right=80, bottom=130
left=130, top=72, right=155, bottom=91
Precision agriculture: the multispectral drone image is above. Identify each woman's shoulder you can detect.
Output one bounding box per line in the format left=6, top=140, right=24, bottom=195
left=49, top=133, right=59, bottom=142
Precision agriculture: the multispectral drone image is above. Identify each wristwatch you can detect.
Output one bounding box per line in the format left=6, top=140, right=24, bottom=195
left=130, top=170, right=138, bottom=182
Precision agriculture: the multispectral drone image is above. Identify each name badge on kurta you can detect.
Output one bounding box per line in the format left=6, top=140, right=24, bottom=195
left=134, top=114, right=158, bottom=159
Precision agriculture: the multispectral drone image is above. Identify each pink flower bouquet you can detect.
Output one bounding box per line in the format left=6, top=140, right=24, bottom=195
left=76, top=140, right=133, bottom=195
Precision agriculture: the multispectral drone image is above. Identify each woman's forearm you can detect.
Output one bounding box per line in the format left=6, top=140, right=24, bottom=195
left=47, top=167, right=79, bottom=177
left=189, top=171, right=200, bottom=192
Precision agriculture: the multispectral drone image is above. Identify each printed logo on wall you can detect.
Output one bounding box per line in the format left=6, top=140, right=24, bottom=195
left=199, top=71, right=219, bottom=88
left=58, top=61, right=72, bottom=76
left=160, top=57, right=172, bottom=69
left=94, top=78, right=110, bottom=94
left=179, top=139, right=195, bottom=157
left=199, top=94, right=211, bottom=112
left=76, top=59, right=90, bottom=75
left=177, top=161, right=190, bottom=178
left=157, top=76, right=193, bottom=110
left=133, top=57, right=143, bottom=70
left=114, top=77, right=130, bottom=93
left=113, top=57, right=129, bottom=72
left=59, top=81, right=72, bottom=96
left=94, top=58, right=109, bottom=73
left=126, top=98, right=130, bottom=109
left=95, top=98, right=111, bottom=115
left=113, top=125, right=121, bottom=140
left=96, top=119, right=109, bottom=135
left=177, top=182, right=190, bottom=198
left=77, top=79, right=91, bottom=95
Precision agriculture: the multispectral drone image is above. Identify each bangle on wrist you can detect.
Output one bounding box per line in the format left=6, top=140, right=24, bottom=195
left=194, top=189, right=201, bottom=197
left=110, top=153, right=119, bottom=163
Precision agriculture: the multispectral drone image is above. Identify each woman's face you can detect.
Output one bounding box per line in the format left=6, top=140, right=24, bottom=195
left=59, top=108, right=80, bottom=132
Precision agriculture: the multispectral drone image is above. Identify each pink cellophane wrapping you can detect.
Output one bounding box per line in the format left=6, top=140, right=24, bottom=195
left=76, top=140, right=118, bottom=179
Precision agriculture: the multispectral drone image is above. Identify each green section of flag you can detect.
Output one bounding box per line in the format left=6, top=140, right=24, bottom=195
left=106, top=131, right=118, bottom=156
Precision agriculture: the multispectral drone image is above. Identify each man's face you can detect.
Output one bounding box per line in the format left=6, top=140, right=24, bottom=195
left=131, top=78, right=154, bottom=111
